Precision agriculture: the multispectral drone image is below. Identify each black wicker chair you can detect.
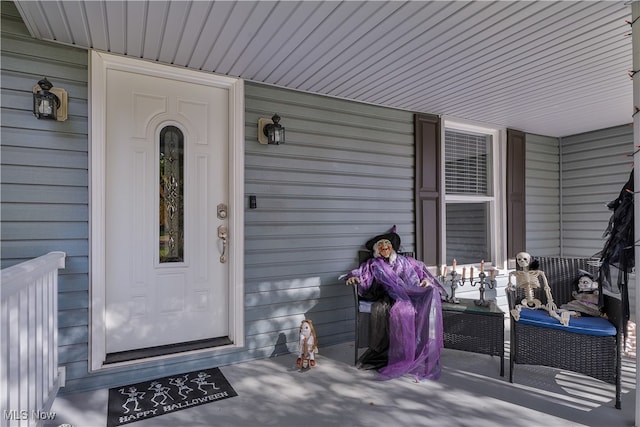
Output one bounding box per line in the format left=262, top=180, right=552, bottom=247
left=506, top=256, right=623, bottom=409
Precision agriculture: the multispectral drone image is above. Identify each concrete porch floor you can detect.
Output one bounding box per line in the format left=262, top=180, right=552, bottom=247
left=47, top=336, right=636, bottom=427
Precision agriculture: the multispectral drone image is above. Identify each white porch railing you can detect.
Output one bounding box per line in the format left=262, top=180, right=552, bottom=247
left=1, top=252, right=66, bottom=427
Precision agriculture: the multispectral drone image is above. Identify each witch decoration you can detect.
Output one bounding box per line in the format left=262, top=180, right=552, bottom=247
left=596, top=169, right=634, bottom=331
left=342, top=226, right=446, bottom=381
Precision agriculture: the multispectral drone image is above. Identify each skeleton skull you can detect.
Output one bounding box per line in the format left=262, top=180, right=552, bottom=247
left=516, top=252, right=531, bottom=269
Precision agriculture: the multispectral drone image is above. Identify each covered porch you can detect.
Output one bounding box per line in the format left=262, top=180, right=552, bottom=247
left=47, top=339, right=636, bottom=427
left=3, top=252, right=635, bottom=426
left=2, top=1, right=640, bottom=426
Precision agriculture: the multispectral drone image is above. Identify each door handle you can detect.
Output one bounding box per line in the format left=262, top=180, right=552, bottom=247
left=217, top=225, right=228, bottom=263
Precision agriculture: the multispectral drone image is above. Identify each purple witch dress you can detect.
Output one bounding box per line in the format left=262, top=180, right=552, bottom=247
left=347, top=254, right=445, bottom=381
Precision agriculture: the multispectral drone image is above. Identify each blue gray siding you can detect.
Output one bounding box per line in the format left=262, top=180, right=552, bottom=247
left=244, top=82, right=416, bottom=352
left=523, top=126, right=632, bottom=261
left=1, top=0, right=90, bottom=391
left=560, top=125, right=633, bottom=258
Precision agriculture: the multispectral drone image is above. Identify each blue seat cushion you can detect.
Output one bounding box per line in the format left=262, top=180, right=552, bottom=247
left=517, top=308, right=616, bottom=336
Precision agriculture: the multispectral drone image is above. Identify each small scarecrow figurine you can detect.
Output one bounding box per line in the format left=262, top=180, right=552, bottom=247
left=297, top=319, right=318, bottom=369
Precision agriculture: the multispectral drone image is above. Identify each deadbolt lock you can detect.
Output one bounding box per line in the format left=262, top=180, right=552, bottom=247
left=217, top=203, right=228, bottom=219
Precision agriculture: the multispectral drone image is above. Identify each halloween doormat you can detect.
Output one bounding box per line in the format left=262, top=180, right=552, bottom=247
left=107, top=367, right=237, bottom=427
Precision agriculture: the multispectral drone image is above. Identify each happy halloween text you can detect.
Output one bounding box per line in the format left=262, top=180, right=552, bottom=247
left=118, top=391, right=230, bottom=424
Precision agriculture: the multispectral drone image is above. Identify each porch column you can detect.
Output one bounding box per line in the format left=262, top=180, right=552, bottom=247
left=633, top=1, right=639, bottom=425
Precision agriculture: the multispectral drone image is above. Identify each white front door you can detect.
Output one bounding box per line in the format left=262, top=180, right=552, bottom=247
left=89, top=52, right=245, bottom=365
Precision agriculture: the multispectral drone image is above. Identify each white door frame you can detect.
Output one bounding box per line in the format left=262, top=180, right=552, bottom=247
left=89, top=50, right=244, bottom=371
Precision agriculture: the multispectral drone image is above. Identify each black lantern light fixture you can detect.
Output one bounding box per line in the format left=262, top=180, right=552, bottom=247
left=257, top=114, right=285, bottom=145
left=33, top=77, right=68, bottom=121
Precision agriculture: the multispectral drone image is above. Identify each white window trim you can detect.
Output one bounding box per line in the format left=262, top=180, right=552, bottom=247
left=440, top=116, right=507, bottom=269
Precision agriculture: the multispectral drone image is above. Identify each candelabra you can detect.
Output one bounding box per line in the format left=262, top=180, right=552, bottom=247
left=441, top=270, right=463, bottom=304
left=440, top=264, right=497, bottom=306
left=469, top=270, right=496, bottom=307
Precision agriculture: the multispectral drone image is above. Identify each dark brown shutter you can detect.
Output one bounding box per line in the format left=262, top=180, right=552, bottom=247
left=414, top=114, right=441, bottom=265
left=506, top=129, right=526, bottom=257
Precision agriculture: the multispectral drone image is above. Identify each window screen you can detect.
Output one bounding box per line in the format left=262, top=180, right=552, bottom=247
left=445, top=130, right=491, bottom=195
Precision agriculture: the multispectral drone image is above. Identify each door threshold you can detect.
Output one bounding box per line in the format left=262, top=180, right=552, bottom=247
left=105, top=337, right=232, bottom=364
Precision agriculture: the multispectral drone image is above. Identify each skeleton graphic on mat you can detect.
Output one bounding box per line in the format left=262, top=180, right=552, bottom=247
left=119, top=386, right=145, bottom=413
left=169, top=374, right=194, bottom=400
left=190, top=372, right=220, bottom=395
left=148, top=381, right=174, bottom=407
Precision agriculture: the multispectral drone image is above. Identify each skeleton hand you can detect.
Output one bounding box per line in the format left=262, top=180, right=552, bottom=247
left=346, top=276, right=361, bottom=286
left=419, top=279, right=430, bottom=287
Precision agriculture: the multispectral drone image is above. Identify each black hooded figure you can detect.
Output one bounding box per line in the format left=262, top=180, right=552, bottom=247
left=597, top=169, right=634, bottom=330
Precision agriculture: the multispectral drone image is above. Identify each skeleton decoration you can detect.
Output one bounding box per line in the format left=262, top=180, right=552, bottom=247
left=509, top=252, right=571, bottom=326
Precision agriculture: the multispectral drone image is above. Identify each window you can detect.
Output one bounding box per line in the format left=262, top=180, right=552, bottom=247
left=442, top=120, right=505, bottom=267
left=159, top=125, right=185, bottom=263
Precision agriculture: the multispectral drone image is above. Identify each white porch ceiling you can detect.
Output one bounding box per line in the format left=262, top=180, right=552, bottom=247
left=14, top=0, right=635, bottom=137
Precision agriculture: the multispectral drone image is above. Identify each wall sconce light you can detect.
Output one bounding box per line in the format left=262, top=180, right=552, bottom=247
left=257, top=113, right=285, bottom=145
left=33, top=77, right=68, bottom=121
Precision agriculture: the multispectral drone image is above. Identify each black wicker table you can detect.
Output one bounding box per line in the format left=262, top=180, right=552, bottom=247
left=442, top=298, right=505, bottom=376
